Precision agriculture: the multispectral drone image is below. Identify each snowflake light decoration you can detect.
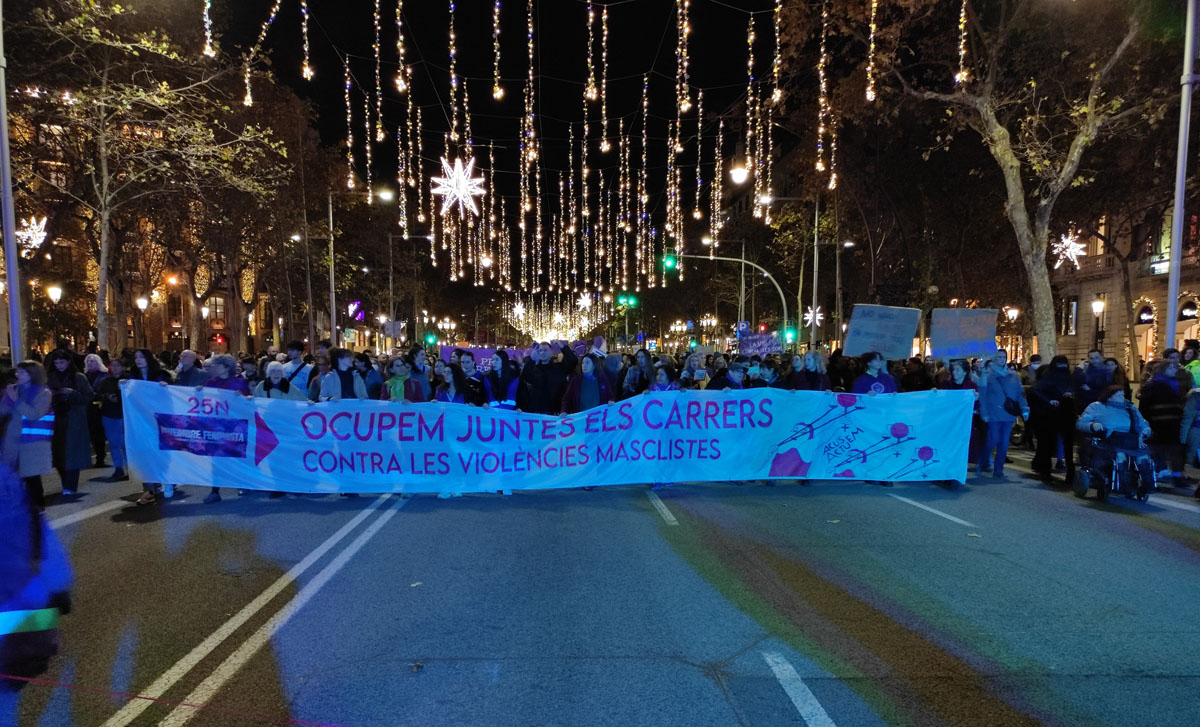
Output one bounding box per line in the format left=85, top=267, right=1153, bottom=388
left=16, top=216, right=48, bottom=257
left=430, top=156, right=486, bottom=217
left=1052, top=232, right=1086, bottom=270
left=577, top=293, right=592, bottom=310
left=804, top=305, right=825, bottom=328
left=513, top=302, right=527, bottom=319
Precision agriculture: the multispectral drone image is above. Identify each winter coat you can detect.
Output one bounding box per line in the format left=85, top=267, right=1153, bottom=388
left=319, top=369, right=368, bottom=401
left=978, top=370, right=1028, bottom=424
left=357, top=367, right=384, bottom=400
left=482, top=372, right=519, bottom=409
left=1139, top=374, right=1185, bottom=441
left=852, top=371, right=898, bottom=395
left=48, top=372, right=93, bottom=472
left=93, top=374, right=125, bottom=419
left=252, top=379, right=307, bottom=401
left=1077, top=399, right=1151, bottom=441
left=1179, top=389, right=1200, bottom=456
left=788, top=370, right=832, bottom=392
left=561, top=371, right=616, bottom=414
left=173, top=365, right=208, bottom=388
left=382, top=375, right=423, bottom=403
left=0, top=386, right=53, bottom=478
left=516, top=348, right=578, bottom=414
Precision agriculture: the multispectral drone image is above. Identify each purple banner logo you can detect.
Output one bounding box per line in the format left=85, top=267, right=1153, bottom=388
left=155, top=413, right=248, bottom=458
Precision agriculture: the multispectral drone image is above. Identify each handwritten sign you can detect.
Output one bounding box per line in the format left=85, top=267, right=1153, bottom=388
left=739, top=333, right=783, bottom=356
left=842, top=305, right=921, bottom=360
left=931, top=308, right=999, bottom=359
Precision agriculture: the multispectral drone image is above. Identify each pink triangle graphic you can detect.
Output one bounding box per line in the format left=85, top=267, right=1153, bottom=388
left=254, top=413, right=278, bottom=466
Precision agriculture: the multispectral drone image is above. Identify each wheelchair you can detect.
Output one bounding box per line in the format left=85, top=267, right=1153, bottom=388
left=1072, top=433, right=1155, bottom=502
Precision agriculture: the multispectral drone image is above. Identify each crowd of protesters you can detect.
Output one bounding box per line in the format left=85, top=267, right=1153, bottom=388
left=4, top=334, right=1200, bottom=510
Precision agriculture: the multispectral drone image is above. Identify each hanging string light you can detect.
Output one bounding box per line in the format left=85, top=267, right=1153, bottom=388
left=343, top=55, right=355, bottom=189
left=448, top=0, right=460, bottom=145
left=693, top=89, right=703, bottom=221
left=373, top=0, right=384, bottom=142
left=676, top=0, right=692, bottom=113
left=772, top=0, right=782, bottom=103
left=827, top=111, right=838, bottom=191
left=396, top=126, right=409, bottom=245
left=865, top=0, right=878, bottom=101
left=745, top=16, right=757, bottom=178
left=955, top=0, right=969, bottom=84
left=416, top=106, right=428, bottom=225
left=619, top=121, right=630, bottom=289
left=599, top=5, right=611, bottom=152
left=362, top=92, right=374, bottom=203
left=815, top=0, right=829, bottom=172
left=405, top=84, right=416, bottom=188
left=638, top=74, right=650, bottom=292
left=395, top=0, right=408, bottom=92
left=301, top=0, right=313, bottom=78
left=710, top=118, right=724, bottom=258
left=243, top=0, right=283, bottom=105
left=492, top=0, right=504, bottom=99
left=585, top=2, right=599, bottom=101
left=203, top=0, right=216, bottom=57
left=520, top=0, right=537, bottom=280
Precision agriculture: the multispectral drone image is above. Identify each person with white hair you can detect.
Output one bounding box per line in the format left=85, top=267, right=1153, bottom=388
left=253, top=361, right=307, bottom=401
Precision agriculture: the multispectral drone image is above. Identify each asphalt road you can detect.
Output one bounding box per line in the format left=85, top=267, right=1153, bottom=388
left=11, top=451, right=1200, bottom=727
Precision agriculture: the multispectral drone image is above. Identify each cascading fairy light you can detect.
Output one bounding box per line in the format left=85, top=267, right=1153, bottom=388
left=243, top=0, right=283, bottom=105
left=827, top=112, right=838, bottom=190
left=416, top=106, right=429, bottom=227
left=771, top=0, right=782, bottom=103
left=599, top=5, right=611, bottom=152
left=556, top=171, right=566, bottom=292
left=492, top=0, right=504, bottom=99
left=753, top=94, right=766, bottom=216
left=761, top=100, right=774, bottom=221
left=638, top=74, right=650, bottom=291
left=485, top=141, right=497, bottom=280
left=535, top=164, right=544, bottom=291
left=462, top=78, right=476, bottom=276
left=620, top=125, right=630, bottom=290
left=448, top=0, right=460, bottom=144
left=865, top=0, right=878, bottom=101
left=301, top=0, right=313, bottom=78
left=585, top=2, right=599, bottom=101
left=395, top=0, right=409, bottom=92
left=362, top=92, right=374, bottom=203
left=955, top=0, right=969, bottom=84
left=710, top=118, right=724, bottom=258
left=203, top=0, right=216, bottom=57
left=373, top=0, right=384, bottom=141
left=815, top=0, right=829, bottom=173
left=343, top=55, right=356, bottom=189
left=404, top=86, right=416, bottom=188
left=396, top=126, right=409, bottom=251
left=676, top=0, right=692, bottom=113
left=519, top=0, right=537, bottom=276
left=744, top=16, right=757, bottom=179
left=693, top=89, right=703, bottom=221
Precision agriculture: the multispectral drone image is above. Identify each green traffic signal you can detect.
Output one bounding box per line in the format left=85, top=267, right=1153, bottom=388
left=627, top=296, right=637, bottom=307
left=689, top=338, right=697, bottom=349
left=663, top=255, right=677, bottom=269
left=617, top=295, right=628, bottom=305
left=784, top=328, right=796, bottom=343
left=424, top=333, right=437, bottom=345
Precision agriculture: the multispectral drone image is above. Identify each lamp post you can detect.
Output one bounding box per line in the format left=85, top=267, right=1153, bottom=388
left=681, top=251, right=788, bottom=343
left=1166, top=0, right=1199, bottom=356
left=1092, top=298, right=1106, bottom=352
left=377, top=314, right=387, bottom=354
left=136, top=296, right=149, bottom=348
left=703, top=237, right=747, bottom=326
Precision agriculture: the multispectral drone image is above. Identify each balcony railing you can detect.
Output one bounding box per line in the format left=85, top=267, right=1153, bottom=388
left=1138, top=251, right=1200, bottom=276
left=1051, top=254, right=1115, bottom=281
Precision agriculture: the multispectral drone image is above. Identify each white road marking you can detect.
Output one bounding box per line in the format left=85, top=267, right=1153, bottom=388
left=1148, top=495, right=1200, bottom=514
left=49, top=499, right=128, bottom=530
left=646, top=490, right=678, bottom=526
left=762, top=651, right=837, bottom=727
left=100, top=495, right=393, bottom=727
left=159, top=496, right=409, bottom=726
left=887, top=494, right=977, bottom=528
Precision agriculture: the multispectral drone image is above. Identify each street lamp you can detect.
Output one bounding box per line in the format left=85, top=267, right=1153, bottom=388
left=136, top=297, right=149, bottom=347
left=46, top=285, right=62, bottom=304
left=680, top=248, right=788, bottom=344
left=1092, top=298, right=1106, bottom=352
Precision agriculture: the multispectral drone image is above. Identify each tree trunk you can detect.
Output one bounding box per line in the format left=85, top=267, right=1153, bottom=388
left=1021, top=243, right=1058, bottom=358
left=96, top=208, right=117, bottom=352
left=1119, top=258, right=1139, bottom=371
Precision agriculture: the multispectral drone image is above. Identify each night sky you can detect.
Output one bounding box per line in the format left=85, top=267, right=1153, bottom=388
left=216, top=0, right=784, bottom=220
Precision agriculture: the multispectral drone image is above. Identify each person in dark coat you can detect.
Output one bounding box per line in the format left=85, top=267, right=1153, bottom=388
left=516, top=342, right=578, bottom=414
left=938, top=359, right=982, bottom=465
left=789, top=352, right=833, bottom=391
left=44, top=350, right=94, bottom=500
left=899, top=357, right=934, bottom=392
left=91, top=357, right=130, bottom=483
left=561, top=355, right=616, bottom=414
left=82, top=353, right=108, bottom=467
left=1029, top=355, right=1077, bottom=484
left=1140, top=359, right=1187, bottom=483
left=482, top=350, right=520, bottom=409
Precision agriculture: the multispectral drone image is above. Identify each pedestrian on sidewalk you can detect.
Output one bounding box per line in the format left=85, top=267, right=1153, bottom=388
left=1178, top=385, right=1200, bottom=499
left=1140, top=359, right=1187, bottom=484
left=91, top=357, right=129, bottom=484
left=0, top=363, right=54, bottom=510
left=45, top=350, right=93, bottom=501
left=977, top=350, right=1029, bottom=478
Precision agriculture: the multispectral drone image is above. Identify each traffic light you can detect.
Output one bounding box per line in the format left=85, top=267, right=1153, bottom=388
left=784, top=328, right=796, bottom=344
left=617, top=295, right=628, bottom=305
left=663, top=253, right=677, bottom=270
left=424, top=332, right=437, bottom=346
left=627, top=296, right=637, bottom=307
left=689, top=338, right=698, bottom=350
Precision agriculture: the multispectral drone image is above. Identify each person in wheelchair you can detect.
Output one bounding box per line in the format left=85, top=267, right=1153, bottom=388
left=1075, top=384, right=1154, bottom=498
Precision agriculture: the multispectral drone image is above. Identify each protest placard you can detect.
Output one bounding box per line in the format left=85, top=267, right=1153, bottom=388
left=931, top=308, right=999, bottom=359
left=739, top=333, right=783, bottom=356
left=842, top=305, right=921, bottom=360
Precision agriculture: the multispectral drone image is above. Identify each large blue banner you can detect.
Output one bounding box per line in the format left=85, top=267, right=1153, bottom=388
left=121, top=381, right=974, bottom=493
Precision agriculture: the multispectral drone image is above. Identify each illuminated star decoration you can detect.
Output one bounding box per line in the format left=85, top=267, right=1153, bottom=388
left=1052, top=233, right=1086, bottom=270
left=804, top=305, right=825, bottom=328
left=16, top=216, right=48, bottom=257
left=513, top=302, right=526, bottom=319
left=431, top=156, right=486, bottom=217
left=577, top=293, right=592, bottom=310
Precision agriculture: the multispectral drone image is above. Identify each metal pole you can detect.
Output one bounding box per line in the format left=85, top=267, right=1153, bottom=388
left=682, top=254, right=786, bottom=340
left=738, top=240, right=745, bottom=326
left=297, top=123, right=316, bottom=348
left=0, top=0, right=25, bottom=360
left=1167, top=0, right=1198, bottom=351
left=328, top=192, right=337, bottom=344
left=810, top=194, right=820, bottom=346
left=835, top=240, right=843, bottom=331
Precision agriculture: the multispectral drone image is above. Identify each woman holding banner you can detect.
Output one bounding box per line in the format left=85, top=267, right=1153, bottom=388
left=198, top=354, right=252, bottom=504
left=789, top=352, right=832, bottom=392
left=381, top=356, right=423, bottom=403
left=938, top=359, right=982, bottom=466
left=561, top=356, right=616, bottom=414
left=483, top=350, right=520, bottom=409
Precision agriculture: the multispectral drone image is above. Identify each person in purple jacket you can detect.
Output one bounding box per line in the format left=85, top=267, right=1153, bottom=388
left=852, top=352, right=898, bottom=395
